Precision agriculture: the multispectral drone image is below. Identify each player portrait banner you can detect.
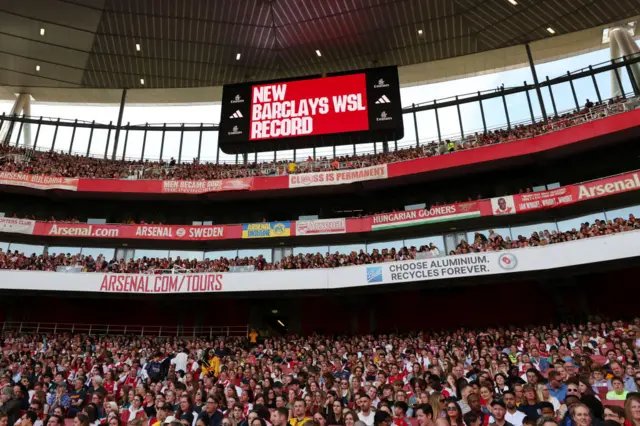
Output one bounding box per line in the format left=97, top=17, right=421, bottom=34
left=0, top=172, right=78, bottom=191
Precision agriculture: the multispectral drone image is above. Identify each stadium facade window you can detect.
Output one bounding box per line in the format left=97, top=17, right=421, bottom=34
left=328, top=243, right=366, bottom=255
left=605, top=205, right=640, bottom=221
left=238, top=248, right=272, bottom=263
left=134, top=248, right=170, bottom=259
left=293, top=246, right=328, bottom=256
left=80, top=247, right=115, bottom=259
left=366, top=240, right=404, bottom=253
left=7, top=243, right=45, bottom=256
left=46, top=246, right=82, bottom=256
left=205, top=249, right=239, bottom=260
left=510, top=222, right=558, bottom=239
left=0, top=241, right=9, bottom=251
left=404, top=235, right=445, bottom=252
left=168, top=250, right=205, bottom=261
left=557, top=213, right=605, bottom=233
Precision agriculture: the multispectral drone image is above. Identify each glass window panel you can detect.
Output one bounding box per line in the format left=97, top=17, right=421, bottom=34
left=481, top=96, right=506, bottom=131
left=134, top=248, right=169, bottom=259
left=527, top=89, right=543, bottom=122
left=123, top=128, right=144, bottom=161
left=436, top=105, right=461, bottom=140
left=571, top=75, right=598, bottom=108
left=238, top=249, right=272, bottom=263
left=7, top=243, right=45, bottom=255
left=52, top=125, right=74, bottom=153
left=415, top=109, right=439, bottom=144
left=143, top=129, right=162, bottom=162
left=293, top=246, right=329, bottom=256
left=335, top=145, right=354, bottom=158
left=504, top=92, right=533, bottom=126
left=168, top=250, right=204, bottom=261
left=199, top=130, right=217, bottom=163
left=401, top=110, right=416, bottom=148
left=557, top=213, right=605, bottom=233
left=29, top=102, right=120, bottom=124
left=329, top=244, right=365, bottom=255
left=205, top=249, right=238, bottom=260
left=81, top=247, right=115, bottom=259
left=510, top=222, right=558, bottom=240
left=70, top=128, right=91, bottom=157
left=180, top=130, right=200, bottom=164
left=161, top=128, right=181, bottom=162
left=459, top=100, right=485, bottom=136
left=466, top=227, right=511, bottom=244
left=46, top=246, right=82, bottom=256
left=366, top=240, right=404, bottom=253
left=605, top=205, right=640, bottom=222
left=0, top=241, right=10, bottom=251
left=546, top=82, right=576, bottom=115
left=404, top=235, right=445, bottom=252
left=33, top=121, right=56, bottom=151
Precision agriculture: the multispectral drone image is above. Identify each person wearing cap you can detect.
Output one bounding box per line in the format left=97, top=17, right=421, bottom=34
left=163, top=416, right=178, bottom=426
left=198, top=396, right=222, bottom=426
left=152, top=404, right=174, bottom=426
left=489, top=400, right=514, bottom=426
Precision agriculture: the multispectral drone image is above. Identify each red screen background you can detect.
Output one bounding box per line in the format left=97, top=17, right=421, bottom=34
left=249, top=73, right=369, bottom=141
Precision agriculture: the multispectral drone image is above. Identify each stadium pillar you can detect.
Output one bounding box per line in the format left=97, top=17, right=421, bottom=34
left=609, top=27, right=640, bottom=97
left=477, top=92, right=487, bottom=134
left=455, top=96, right=464, bottom=138
left=197, top=124, right=203, bottom=162
left=111, top=88, right=127, bottom=160
left=545, top=76, right=558, bottom=117
left=412, top=104, right=419, bottom=146
left=525, top=43, right=548, bottom=123
left=0, top=93, right=28, bottom=145
left=382, top=140, right=388, bottom=153
left=589, top=66, right=602, bottom=104
left=22, top=94, right=31, bottom=147
left=524, top=82, right=536, bottom=124
left=567, top=72, right=580, bottom=111
left=433, top=100, right=442, bottom=143
left=501, top=87, right=511, bottom=130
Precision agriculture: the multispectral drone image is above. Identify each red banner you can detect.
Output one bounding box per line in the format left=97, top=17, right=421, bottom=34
left=161, top=178, right=253, bottom=194
left=576, top=171, right=640, bottom=201
left=33, top=223, right=242, bottom=240
left=0, top=172, right=78, bottom=191
left=512, top=187, right=578, bottom=213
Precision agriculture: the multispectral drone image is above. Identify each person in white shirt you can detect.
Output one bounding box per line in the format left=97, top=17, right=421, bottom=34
left=171, top=349, right=189, bottom=373
left=357, top=394, right=376, bottom=426
left=500, top=392, right=525, bottom=426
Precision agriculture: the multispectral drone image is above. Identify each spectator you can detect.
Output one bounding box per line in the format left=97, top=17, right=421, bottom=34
left=0, top=387, right=21, bottom=426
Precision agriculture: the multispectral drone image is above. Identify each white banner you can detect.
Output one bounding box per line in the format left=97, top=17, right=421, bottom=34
left=295, top=218, right=346, bottom=236
left=289, top=165, right=388, bottom=188
left=0, top=231, right=638, bottom=294
left=0, top=217, right=35, bottom=235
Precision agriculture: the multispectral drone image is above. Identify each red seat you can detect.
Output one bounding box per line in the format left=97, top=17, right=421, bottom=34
left=604, top=400, right=625, bottom=408
left=409, top=418, right=419, bottom=426
left=597, top=388, right=608, bottom=400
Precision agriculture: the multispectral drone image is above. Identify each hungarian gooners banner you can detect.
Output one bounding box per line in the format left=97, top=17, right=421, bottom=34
left=372, top=202, right=483, bottom=230
left=0, top=172, right=78, bottom=191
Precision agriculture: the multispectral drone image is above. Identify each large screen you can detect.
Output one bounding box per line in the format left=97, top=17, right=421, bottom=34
left=218, top=66, right=404, bottom=154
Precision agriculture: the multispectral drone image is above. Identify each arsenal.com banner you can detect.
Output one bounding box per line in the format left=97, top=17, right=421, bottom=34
left=295, top=218, right=347, bottom=236
left=289, top=164, right=388, bottom=188
left=33, top=223, right=241, bottom=240
left=0, top=172, right=78, bottom=191
left=161, top=178, right=252, bottom=194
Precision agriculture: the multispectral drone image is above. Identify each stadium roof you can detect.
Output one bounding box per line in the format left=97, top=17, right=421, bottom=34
left=0, top=0, right=638, bottom=103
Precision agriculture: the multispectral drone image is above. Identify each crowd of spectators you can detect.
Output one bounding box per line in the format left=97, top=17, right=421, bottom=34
left=0, top=98, right=627, bottom=181
left=1, top=318, right=640, bottom=426
left=0, top=214, right=636, bottom=273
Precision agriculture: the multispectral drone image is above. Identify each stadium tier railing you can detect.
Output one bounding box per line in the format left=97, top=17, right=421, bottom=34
left=1, top=321, right=249, bottom=337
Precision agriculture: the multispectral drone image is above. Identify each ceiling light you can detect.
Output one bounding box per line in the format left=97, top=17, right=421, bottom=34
left=277, top=320, right=285, bottom=327
left=140, top=78, right=145, bottom=85
left=39, top=28, right=45, bottom=36
left=135, top=43, right=141, bottom=51
left=35, top=65, right=40, bottom=71
left=547, top=27, right=556, bottom=34
left=418, top=29, right=423, bottom=35
left=508, top=0, right=517, bottom=5
left=315, top=49, right=322, bottom=57
left=236, top=53, right=241, bottom=60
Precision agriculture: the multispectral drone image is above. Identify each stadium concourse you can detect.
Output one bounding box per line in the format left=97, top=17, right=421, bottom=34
left=0, top=100, right=625, bottom=181
left=1, top=320, right=640, bottom=426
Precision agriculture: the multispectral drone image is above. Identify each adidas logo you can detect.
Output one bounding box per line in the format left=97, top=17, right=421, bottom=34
left=375, top=95, right=391, bottom=104
left=230, top=110, right=243, bottom=119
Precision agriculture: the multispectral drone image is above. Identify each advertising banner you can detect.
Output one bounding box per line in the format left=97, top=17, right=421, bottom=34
left=576, top=171, right=640, bottom=201
left=161, top=178, right=252, bottom=194
left=0, top=217, right=35, bottom=235
left=241, top=222, right=291, bottom=239
left=513, top=187, right=577, bottom=213
left=371, top=202, right=482, bottom=231
left=0, top=231, right=638, bottom=294
left=0, top=172, right=78, bottom=191
left=289, top=164, right=388, bottom=188
left=295, top=218, right=346, bottom=236
left=33, top=223, right=238, bottom=241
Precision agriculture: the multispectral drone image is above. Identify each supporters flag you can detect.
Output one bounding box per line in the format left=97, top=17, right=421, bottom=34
left=218, top=66, right=404, bottom=154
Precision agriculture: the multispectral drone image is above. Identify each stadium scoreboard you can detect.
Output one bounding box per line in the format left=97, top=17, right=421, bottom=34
left=219, top=66, right=404, bottom=154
